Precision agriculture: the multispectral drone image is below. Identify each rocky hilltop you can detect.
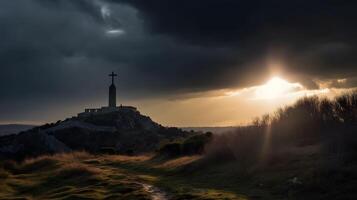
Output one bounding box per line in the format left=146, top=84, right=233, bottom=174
left=0, top=108, right=191, bottom=160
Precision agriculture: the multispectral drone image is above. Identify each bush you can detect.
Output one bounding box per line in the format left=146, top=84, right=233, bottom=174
left=159, top=132, right=213, bottom=157
left=159, top=143, right=181, bottom=157
left=182, top=132, right=212, bottom=155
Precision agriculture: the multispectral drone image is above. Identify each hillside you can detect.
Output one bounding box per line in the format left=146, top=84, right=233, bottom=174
left=0, top=108, right=192, bottom=160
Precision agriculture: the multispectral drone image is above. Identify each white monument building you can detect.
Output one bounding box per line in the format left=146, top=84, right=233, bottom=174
left=77, top=72, right=136, bottom=118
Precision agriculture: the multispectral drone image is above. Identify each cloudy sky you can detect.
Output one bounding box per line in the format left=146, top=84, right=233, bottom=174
left=1, top=0, right=357, bottom=126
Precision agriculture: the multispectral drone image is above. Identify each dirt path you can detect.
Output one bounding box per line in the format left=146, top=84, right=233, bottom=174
left=93, top=159, right=170, bottom=200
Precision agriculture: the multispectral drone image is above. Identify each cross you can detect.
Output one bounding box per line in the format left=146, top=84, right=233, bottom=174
left=109, top=71, right=118, bottom=85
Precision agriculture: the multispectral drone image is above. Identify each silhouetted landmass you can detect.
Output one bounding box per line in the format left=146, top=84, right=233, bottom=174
left=0, top=124, right=35, bottom=136
left=0, top=108, right=196, bottom=160
left=182, top=126, right=238, bottom=134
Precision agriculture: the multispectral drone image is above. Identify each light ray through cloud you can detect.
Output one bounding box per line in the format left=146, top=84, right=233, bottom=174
left=100, top=3, right=125, bottom=36
left=106, top=28, right=125, bottom=36
left=226, top=77, right=332, bottom=101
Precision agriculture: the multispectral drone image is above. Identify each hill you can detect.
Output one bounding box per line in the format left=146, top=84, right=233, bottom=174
left=0, top=108, right=193, bottom=160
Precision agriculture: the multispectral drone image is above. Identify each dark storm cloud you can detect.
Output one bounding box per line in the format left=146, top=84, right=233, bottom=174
left=111, top=0, right=357, bottom=78
left=1, top=0, right=357, bottom=123
left=113, top=1, right=357, bottom=42
left=36, top=0, right=103, bottom=21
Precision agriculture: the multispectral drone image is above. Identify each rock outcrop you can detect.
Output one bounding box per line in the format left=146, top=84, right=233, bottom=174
left=0, top=108, right=191, bottom=160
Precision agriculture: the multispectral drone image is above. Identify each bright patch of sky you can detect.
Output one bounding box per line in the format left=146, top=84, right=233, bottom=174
left=100, top=3, right=125, bottom=36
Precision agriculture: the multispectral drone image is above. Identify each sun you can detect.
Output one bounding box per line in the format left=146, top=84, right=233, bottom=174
left=255, top=77, right=302, bottom=99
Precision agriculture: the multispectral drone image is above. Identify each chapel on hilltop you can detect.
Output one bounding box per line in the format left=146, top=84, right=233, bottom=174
left=77, top=72, right=136, bottom=118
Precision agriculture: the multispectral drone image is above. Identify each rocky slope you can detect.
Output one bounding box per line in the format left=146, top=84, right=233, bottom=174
left=0, top=108, right=191, bottom=160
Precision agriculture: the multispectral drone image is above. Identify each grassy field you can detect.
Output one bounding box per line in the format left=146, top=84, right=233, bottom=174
left=1, top=147, right=357, bottom=200
left=0, top=152, right=155, bottom=200
left=0, top=150, right=322, bottom=200
left=0, top=152, right=250, bottom=200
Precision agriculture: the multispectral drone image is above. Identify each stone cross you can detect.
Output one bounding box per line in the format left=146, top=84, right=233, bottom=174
left=109, top=72, right=117, bottom=85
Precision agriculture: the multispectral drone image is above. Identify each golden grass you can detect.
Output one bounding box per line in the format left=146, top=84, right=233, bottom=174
left=104, top=154, right=152, bottom=163
left=154, top=155, right=202, bottom=169
left=54, top=151, right=92, bottom=161
left=56, top=163, right=101, bottom=179
left=23, top=151, right=91, bottom=163
left=0, top=152, right=268, bottom=199
left=21, top=156, right=58, bottom=173
left=0, top=152, right=154, bottom=200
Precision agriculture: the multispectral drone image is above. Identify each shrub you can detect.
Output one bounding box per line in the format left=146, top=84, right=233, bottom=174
left=182, top=132, right=212, bottom=155
left=159, top=132, right=213, bottom=158
left=159, top=143, right=181, bottom=157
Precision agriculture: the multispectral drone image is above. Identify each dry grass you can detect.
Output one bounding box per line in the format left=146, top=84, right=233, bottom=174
left=0, top=152, right=155, bottom=200
left=154, top=156, right=202, bottom=169
left=2, top=151, right=93, bottom=175
left=56, top=163, right=101, bottom=179
left=104, top=154, right=152, bottom=163
left=54, top=151, right=92, bottom=161
left=20, top=156, right=59, bottom=173
left=0, top=152, right=257, bottom=199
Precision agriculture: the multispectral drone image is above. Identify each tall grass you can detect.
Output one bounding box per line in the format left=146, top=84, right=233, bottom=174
left=55, top=163, right=101, bottom=179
